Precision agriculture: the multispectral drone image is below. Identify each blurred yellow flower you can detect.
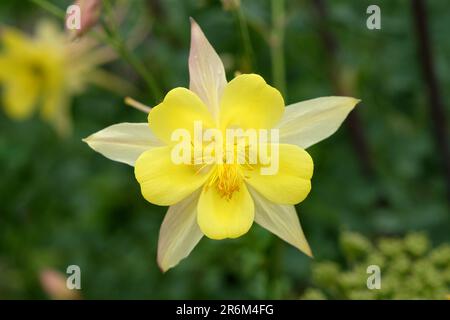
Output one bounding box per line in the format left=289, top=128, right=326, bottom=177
left=84, top=19, right=359, bottom=271
left=0, top=19, right=116, bottom=135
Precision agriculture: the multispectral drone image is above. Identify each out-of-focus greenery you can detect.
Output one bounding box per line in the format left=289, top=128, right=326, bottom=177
left=0, top=0, right=449, bottom=299
left=301, top=232, right=450, bottom=299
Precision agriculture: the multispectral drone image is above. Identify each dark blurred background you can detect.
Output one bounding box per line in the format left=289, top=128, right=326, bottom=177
left=0, top=0, right=449, bottom=299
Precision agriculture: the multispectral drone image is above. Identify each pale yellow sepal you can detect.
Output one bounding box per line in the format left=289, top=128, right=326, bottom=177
left=83, top=122, right=163, bottom=166
left=278, top=96, right=360, bottom=149
left=158, top=190, right=203, bottom=272
left=249, top=187, right=312, bottom=257
left=189, top=18, right=227, bottom=120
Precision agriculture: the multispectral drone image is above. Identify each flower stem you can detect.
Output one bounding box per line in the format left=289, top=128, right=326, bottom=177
left=235, top=4, right=254, bottom=71
left=30, top=0, right=66, bottom=19
left=312, top=0, right=376, bottom=179
left=267, top=239, right=283, bottom=299
left=270, top=0, right=287, bottom=98
left=102, top=22, right=163, bottom=103
left=101, top=0, right=163, bottom=103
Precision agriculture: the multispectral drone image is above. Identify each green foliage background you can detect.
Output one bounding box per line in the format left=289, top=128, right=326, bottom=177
left=0, top=0, right=449, bottom=299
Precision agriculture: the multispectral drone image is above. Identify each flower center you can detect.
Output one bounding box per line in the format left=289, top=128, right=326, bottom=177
left=206, top=164, right=243, bottom=200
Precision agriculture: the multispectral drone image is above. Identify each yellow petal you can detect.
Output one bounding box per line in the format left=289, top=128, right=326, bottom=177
left=158, top=190, right=203, bottom=272
left=40, top=63, right=64, bottom=121
left=35, top=20, right=65, bottom=45
left=189, top=18, right=227, bottom=120
left=219, top=74, right=284, bottom=130
left=83, top=123, right=163, bottom=166
left=148, top=87, right=215, bottom=144
left=40, top=88, right=72, bottom=137
left=249, top=187, right=312, bottom=257
left=278, top=96, right=360, bottom=149
left=197, top=182, right=254, bottom=240
left=0, top=55, right=14, bottom=80
left=244, top=144, right=313, bottom=205
left=2, top=69, right=39, bottom=120
left=135, top=146, right=212, bottom=206
left=1, top=27, right=33, bottom=55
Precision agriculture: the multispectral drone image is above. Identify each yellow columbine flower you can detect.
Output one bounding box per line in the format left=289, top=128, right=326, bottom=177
left=0, top=19, right=116, bottom=135
left=84, top=19, right=360, bottom=271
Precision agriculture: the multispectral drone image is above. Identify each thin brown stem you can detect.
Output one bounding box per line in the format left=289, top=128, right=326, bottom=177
left=411, top=0, right=450, bottom=203
left=311, top=0, right=375, bottom=179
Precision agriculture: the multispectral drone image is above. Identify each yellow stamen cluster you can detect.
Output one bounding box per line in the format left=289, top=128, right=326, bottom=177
left=207, top=164, right=243, bottom=200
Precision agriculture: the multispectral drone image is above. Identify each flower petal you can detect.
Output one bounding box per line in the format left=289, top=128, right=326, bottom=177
left=135, top=146, right=212, bottom=206
left=189, top=18, right=227, bottom=120
left=219, top=74, right=284, bottom=130
left=244, top=144, right=313, bottom=205
left=148, top=87, right=215, bottom=145
left=42, top=90, right=72, bottom=137
left=277, top=96, right=360, bottom=149
left=249, top=187, right=312, bottom=257
left=83, top=123, right=163, bottom=166
left=197, top=183, right=254, bottom=240
left=1, top=27, right=33, bottom=55
left=2, top=69, right=39, bottom=120
left=158, top=190, right=203, bottom=272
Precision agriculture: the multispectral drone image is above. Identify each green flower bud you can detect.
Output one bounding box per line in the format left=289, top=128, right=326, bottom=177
left=430, top=244, right=450, bottom=268
left=301, top=288, right=327, bottom=300
left=378, top=238, right=404, bottom=257
left=340, top=232, right=373, bottom=262
left=404, top=232, right=430, bottom=257
left=312, top=262, right=341, bottom=287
